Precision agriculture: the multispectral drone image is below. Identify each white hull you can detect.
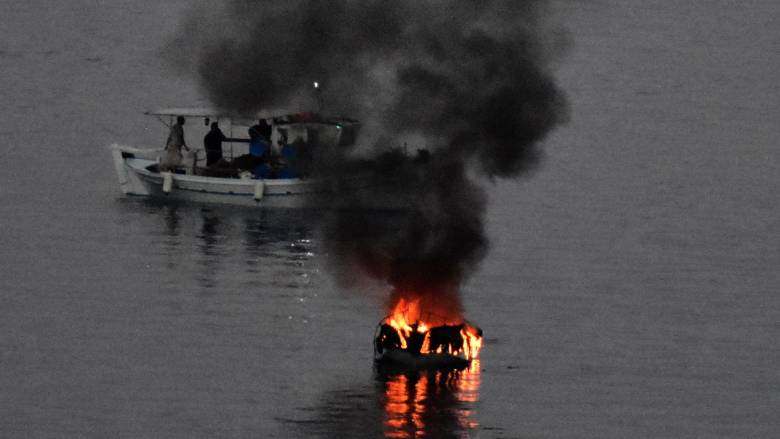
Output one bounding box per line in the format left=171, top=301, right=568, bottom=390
left=110, top=144, right=322, bottom=207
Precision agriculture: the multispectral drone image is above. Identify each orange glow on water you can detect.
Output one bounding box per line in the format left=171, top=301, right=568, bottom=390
left=381, top=364, right=482, bottom=438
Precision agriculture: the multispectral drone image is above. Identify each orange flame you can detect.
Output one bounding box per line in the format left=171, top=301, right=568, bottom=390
left=382, top=296, right=482, bottom=360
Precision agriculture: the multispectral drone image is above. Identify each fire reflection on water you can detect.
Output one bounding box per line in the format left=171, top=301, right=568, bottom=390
left=380, top=360, right=481, bottom=438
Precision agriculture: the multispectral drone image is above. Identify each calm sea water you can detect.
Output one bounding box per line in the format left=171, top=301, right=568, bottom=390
left=1, top=1, right=778, bottom=438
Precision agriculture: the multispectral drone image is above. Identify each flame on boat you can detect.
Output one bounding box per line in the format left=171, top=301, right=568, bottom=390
left=376, top=296, right=483, bottom=361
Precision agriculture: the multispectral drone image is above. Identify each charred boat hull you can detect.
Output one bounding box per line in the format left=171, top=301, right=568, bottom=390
left=375, top=348, right=470, bottom=371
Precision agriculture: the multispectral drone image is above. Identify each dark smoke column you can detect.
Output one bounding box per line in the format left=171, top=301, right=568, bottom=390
left=168, top=0, right=568, bottom=311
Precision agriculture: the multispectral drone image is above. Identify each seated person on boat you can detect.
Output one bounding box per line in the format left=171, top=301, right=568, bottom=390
left=232, top=119, right=272, bottom=178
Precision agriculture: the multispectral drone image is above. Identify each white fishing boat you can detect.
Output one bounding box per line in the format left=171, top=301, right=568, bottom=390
left=110, top=108, right=359, bottom=207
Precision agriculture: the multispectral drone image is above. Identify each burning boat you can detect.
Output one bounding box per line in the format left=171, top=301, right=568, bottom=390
left=374, top=297, right=483, bottom=371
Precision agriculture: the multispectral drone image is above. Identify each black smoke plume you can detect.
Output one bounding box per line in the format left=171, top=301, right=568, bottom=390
left=167, top=0, right=568, bottom=312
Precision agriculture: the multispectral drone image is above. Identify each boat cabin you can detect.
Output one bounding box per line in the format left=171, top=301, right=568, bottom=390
left=146, top=107, right=359, bottom=179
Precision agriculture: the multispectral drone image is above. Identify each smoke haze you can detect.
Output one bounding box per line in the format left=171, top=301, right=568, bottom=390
left=168, top=0, right=568, bottom=315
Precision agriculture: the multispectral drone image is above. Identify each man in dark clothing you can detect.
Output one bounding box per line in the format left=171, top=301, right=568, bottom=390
left=249, top=119, right=272, bottom=142
left=203, top=122, right=229, bottom=167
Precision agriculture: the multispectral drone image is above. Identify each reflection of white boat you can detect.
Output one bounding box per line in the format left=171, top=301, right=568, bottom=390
left=111, top=108, right=359, bottom=207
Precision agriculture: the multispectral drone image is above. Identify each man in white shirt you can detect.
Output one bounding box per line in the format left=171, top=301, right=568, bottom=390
left=162, top=116, right=190, bottom=170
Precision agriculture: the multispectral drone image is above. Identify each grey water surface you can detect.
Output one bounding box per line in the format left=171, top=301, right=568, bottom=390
left=1, top=1, right=779, bottom=438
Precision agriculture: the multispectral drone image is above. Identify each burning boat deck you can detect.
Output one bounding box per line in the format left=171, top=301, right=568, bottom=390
left=373, top=299, right=483, bottom=371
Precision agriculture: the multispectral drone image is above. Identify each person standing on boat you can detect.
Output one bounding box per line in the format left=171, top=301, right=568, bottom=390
left=248, top=119, right=272, bottom=158
left=162, top=116, right=190, bottom=170
left=248, top=119, right=272, bottom=178
left=203, top=121, right=230, bottom=167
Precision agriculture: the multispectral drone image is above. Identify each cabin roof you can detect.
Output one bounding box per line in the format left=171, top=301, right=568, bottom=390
left=145, top=107, right=292, bottom=119
left=145, top=107, right=359, bottom=126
